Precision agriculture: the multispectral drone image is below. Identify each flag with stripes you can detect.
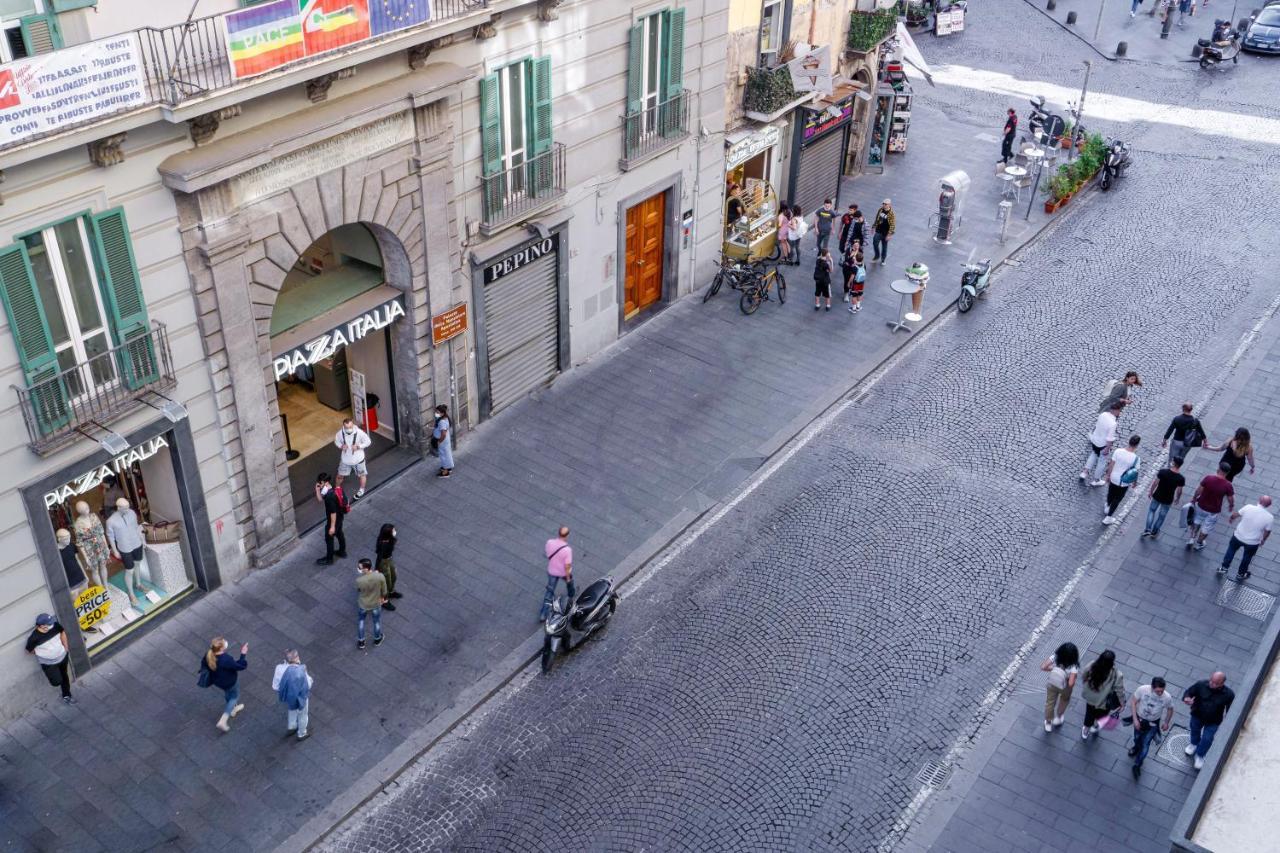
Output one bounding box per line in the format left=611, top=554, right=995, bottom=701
left=224, top=0, right=305, bottom=80
left=300, top=0, right=371, bottom=56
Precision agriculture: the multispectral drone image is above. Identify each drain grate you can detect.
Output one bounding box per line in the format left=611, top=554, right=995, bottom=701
left=915, top=760, right=953, bottom=789
left=1153, top=726, right=1195, bottom=773
left=1013, top=619, right=1100, bottom=696
left=1215, top=584, right=1275, bottom=621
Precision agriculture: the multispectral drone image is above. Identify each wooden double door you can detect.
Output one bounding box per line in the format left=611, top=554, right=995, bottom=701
left=624, top=191, right=666, bottom=319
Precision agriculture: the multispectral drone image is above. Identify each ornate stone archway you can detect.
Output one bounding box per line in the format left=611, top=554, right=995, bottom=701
left=161, top=66, right=470, bottom=566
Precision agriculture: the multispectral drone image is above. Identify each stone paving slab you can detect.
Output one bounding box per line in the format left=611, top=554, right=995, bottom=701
left=0, top=77, right=1060, bottom=853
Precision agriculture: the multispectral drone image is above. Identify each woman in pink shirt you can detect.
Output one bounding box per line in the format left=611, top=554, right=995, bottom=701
left=777, top=205, right=792, bottom=264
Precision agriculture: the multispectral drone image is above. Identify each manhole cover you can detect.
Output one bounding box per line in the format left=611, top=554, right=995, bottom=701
left=1215, top=584, right=1275, bottom=621
left=915, top=760, right=953, bottom=789
left=1153, top=725, right=1195, bottom=773
left=1013, top=619, right=1100, bottom=696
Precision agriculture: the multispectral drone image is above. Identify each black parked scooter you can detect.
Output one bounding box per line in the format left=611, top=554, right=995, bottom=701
left=1100, top=139, right=1131, bottom=191
left=1199, top=21, right=1242, bottom=68
left=541, top=576, right=620, bottom=673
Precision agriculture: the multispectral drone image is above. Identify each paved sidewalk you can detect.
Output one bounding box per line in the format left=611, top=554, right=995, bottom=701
left=910, top=310, right=1280, bottom=853
left=1025, top=0, right=1259, bottom=64
left=0, top=87, right=1071, bottom=853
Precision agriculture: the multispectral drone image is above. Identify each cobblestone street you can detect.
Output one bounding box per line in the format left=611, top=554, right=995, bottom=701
left=317, top=4, right=1280, bottom=851
left=4, top=3, right=1280, bottom=853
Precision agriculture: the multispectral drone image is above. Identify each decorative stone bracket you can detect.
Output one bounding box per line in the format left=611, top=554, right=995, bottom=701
left=86, top=133, right=127, bottom=167
left=474, top=13, right=501, bottom=40
left=408, top=34, right=458, bottom=70
left=305, top=67, right=357, bottom=103
left=188, top=105, right=243, bottom=147
left=537, top=0, right=563, bottom=22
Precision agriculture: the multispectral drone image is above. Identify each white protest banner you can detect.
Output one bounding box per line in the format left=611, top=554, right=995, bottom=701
left=0, top=33, right=148, bottom=145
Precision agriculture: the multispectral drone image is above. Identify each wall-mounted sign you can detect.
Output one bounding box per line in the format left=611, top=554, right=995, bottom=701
left=273, top=295, right=406, bottom=379
left=787, top=44, right=833, bottom=95
left=75, top=585, right=112, bottom=630
left=44, top=435, right=172, bottom=509
left=349, top=368, right=367, bottom=430
left=725, top=124, right=781, bottom=169
left=431, top=303, right=469, bottom=346
left=801, top=96, right=854, bottom=144
left=0, top=34, right=148, bottom=145
left=484, top=234, right=559, bottom=285
left=225, top=0, right=434, bottom=81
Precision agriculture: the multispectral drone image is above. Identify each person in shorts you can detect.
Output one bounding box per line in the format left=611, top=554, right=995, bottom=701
left=335, top=418, right=372, bottom=499
left=813, top=247, right=833, bottom=311
left=1187, top=462, right=1236, bottom=552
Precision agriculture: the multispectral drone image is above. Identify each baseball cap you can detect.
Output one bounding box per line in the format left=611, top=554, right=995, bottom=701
left=883, top=198, right=892, bottom=204
left=35, top=613, right=55, bottom=626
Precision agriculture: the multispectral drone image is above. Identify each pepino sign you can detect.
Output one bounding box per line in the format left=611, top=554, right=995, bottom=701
left=0, top=34, right=148, bottom=145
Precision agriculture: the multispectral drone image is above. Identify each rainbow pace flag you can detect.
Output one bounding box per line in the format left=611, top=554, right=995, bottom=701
left=369, top=0, right=432, bottom=36
left=300, top=0, right=371, bottom=56
left=224, top=0, right=305, bottom=80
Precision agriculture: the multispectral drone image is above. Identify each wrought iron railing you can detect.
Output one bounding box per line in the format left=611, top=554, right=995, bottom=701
left=14, top=322, right=177, bottom=454
left=480, top=143, right=567, bottom=233
left=3, top=0, right=489, bottom=152
left=621, top=90, right=691, bottom=166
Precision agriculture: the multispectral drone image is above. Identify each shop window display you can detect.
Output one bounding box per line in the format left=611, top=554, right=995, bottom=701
left=44, top=434, right=196, bottom=650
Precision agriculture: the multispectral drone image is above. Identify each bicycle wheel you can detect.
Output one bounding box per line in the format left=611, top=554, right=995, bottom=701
left=775, top=271, right=787, bottom=304
left=703, top=271, right=724, bottom=303
left=767, top=241, right=781, bottom=262
left=740, top=288, right=762, bottom=315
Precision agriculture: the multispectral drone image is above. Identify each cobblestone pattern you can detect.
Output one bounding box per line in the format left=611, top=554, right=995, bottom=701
left=319, top=41, right=1280, bottom=853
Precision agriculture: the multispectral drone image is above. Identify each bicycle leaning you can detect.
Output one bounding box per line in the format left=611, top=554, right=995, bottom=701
left=703, top=255, right=761, bottom=302
left=738, top=264, right=786, bottom=314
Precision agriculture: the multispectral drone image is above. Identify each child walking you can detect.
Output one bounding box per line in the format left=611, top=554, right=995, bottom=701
left=846, top=251, right=866, bottom=313
left=814, top=248, right=834, bottom=311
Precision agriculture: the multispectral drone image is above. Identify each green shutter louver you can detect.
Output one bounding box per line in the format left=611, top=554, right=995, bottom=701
left=19, top=13, right=62, bottom=56
left=626, top=23, right=644, bottom=117
left=0, top=243, right=69, bottom=434
left=89, top=208, right=157, bottom=389
left=479, top=73, right=503, bottom=218
left=663, top=8, right=685, bottom=101
left=529, top=57, right=554, bottom=194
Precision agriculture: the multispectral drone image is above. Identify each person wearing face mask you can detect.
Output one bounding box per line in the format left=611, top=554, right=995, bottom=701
left=334, top=418, right=372, bottom=500
left=26, top=613, right=75, bottom=705
left=374, top=523, right=401, bottom=608
left=315, top=472, right=348, bottom=565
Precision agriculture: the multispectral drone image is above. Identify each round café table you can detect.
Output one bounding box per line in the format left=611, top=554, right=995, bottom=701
left=887, top=278, right=924, bottom=334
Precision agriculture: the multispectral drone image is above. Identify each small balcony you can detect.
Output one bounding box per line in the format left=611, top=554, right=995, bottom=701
left=620, top=90, right=691, bottom=170
left=742, top=65, right=813, bottom=123
left=15, top=323, right=177, bottom=455
left=846, top=9, right=899, bottom=55
left=480, top=143, right=567, bottom=236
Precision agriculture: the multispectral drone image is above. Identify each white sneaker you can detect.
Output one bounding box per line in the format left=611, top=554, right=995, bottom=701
left=355, top=488, right=365, bottom=499
left=1045, top=721, right=1053, bottom=732
left=1090, top=723, right=1101, bottom=733
left=1103, top=516, right=1116, bottom=525
left=1091, top=479, right=1106, bottom=487
left=1130, top=10, right=1135, bottom=16
left=1185, top=743, right=1197, bottom=756
left=1081, top=727, right=1091, bottom=740
left=1051, top=716, right=1064, bottom=726
left=1194, top=755, right=1205, bottom=770
left=1079, top=472, right=1088, bottom=480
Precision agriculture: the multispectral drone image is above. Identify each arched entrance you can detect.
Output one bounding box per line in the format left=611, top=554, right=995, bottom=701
left=267, top=223, right=420, bottom=525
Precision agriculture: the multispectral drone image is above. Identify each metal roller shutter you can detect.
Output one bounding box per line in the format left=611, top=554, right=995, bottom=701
left=483, top=250, right=560, bottom=414
left=792, top=129, right=846, bottom=216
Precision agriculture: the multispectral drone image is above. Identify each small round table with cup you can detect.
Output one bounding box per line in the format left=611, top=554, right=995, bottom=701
left=887, top=262, right=930, bottom=334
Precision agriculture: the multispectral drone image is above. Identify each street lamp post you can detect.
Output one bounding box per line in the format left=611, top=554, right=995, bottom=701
left=1094, top=0, right=1107, bottom=41
left=1068, top=60, right=1093, bottom=163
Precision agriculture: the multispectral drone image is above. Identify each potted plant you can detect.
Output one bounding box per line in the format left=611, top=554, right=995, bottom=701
left=1060, top=121, right=1074, bottom=149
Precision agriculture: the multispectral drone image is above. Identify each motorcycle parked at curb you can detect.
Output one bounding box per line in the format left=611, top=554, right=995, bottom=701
left=1199, top=21, right=1242, bottom=67
left=541, top=576, right=620, bottom=674
left=1100, top=139, right=1132, bottom=191
left=957, top=258, right=993, bottom=313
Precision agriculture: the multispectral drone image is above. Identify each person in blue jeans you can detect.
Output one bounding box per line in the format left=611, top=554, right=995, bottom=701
left=540, top=526, right=576, bottom=622
left=1127, top=677, right=1174, bottom=779
left=1142, top=458, right=1184, bottom=539
left=355, top=558, right=386, bottom=650
left=200, top=637, right=248, bottom=733
left=1182, top=672, right=1235, bottom=770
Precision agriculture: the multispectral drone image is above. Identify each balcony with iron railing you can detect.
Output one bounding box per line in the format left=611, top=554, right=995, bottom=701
left=620, top=90, right=691, bottom=170
left=14, top=322, right=177, bottom=455
left=480, top=143, right=567, bottom=236
left=1, top=0, right=491, bottom=161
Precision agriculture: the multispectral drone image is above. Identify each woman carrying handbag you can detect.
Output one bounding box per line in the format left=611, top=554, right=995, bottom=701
left=1079, top=649, right=1125, bottom=740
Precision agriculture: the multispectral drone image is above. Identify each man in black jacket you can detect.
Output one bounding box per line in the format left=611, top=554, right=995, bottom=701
left=1162, top=402, right=1206, bottom=465
left=1001, top=108, right=1018, bottom=164
left=1182, top=672, right=1235, bottom=770
left=838, top=203, right=864, bottom=255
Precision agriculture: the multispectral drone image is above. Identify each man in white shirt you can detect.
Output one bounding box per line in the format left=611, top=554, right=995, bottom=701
left=1082, top=404, right=1122, bottom=485
left=1220, top=495, right=1273, bottom=581
left=1101, top=434, right=1141, bottom=525
left=1128, top=676, right=1174, bottom=779
left=334, top=418, right=372, bottom=499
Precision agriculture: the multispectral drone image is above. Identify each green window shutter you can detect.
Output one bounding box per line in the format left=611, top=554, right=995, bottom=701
left=479, top=73, right=503, bottom=219
left=529, top=57, right=554, bottom=195
left=626, top=23, right=644, bottom=116
left=20, top=12, right=62, bottom=56
left=0, top=244, right=69, bottom=434
left=663, top=8, right=685, bottom=101
left=89, top=208, right=157, bottom=389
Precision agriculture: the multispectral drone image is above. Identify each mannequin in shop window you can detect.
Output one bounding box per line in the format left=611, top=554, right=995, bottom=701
left=73, top=501, right=111, bottom=591
left=106, top=498, right=147, bottom=605
left=57, top=528, right=99, bottom=634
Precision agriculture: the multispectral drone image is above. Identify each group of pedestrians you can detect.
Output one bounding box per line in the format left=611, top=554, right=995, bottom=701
left=1041, top=642, right=1235, bottom=777
left=792, top=198, right=895, bottom=314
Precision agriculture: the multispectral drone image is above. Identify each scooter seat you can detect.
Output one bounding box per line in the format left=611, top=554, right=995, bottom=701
left=1197, top=38, right=1210, bottom=46
left=574, top=579, right=611, bottom=612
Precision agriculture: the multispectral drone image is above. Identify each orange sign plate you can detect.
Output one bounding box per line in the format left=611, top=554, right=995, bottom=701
left=431, top=303, right=468, bottom=346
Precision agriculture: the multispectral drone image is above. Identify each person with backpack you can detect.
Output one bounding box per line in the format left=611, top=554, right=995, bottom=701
left=840, top=242, right=860, bottom=307
left=813, top=247, right=834, bottom=312
left=374, top=523, right=400, bottom=610
left=1162, top=402, right=1206, bottom=465
left=788, top=205, right=806, bottom=266
left=1102, top=435, right=1142, bottom=525
left=315, top=472, right=348, bottom=565
left=198, top=637, right=248, bottom=733
left=1099, top=371, right=1142, bottom=413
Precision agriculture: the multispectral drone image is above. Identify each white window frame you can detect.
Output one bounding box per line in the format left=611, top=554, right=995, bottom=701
left=640, top=11, right=665, bottom=130
left=498, top=60, right=527, bottom=178
left=26, top=218, right=117, bottom=398
left=0, top=0, right=44, bottom=63
left=760, top=0, right=784, bottom=62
